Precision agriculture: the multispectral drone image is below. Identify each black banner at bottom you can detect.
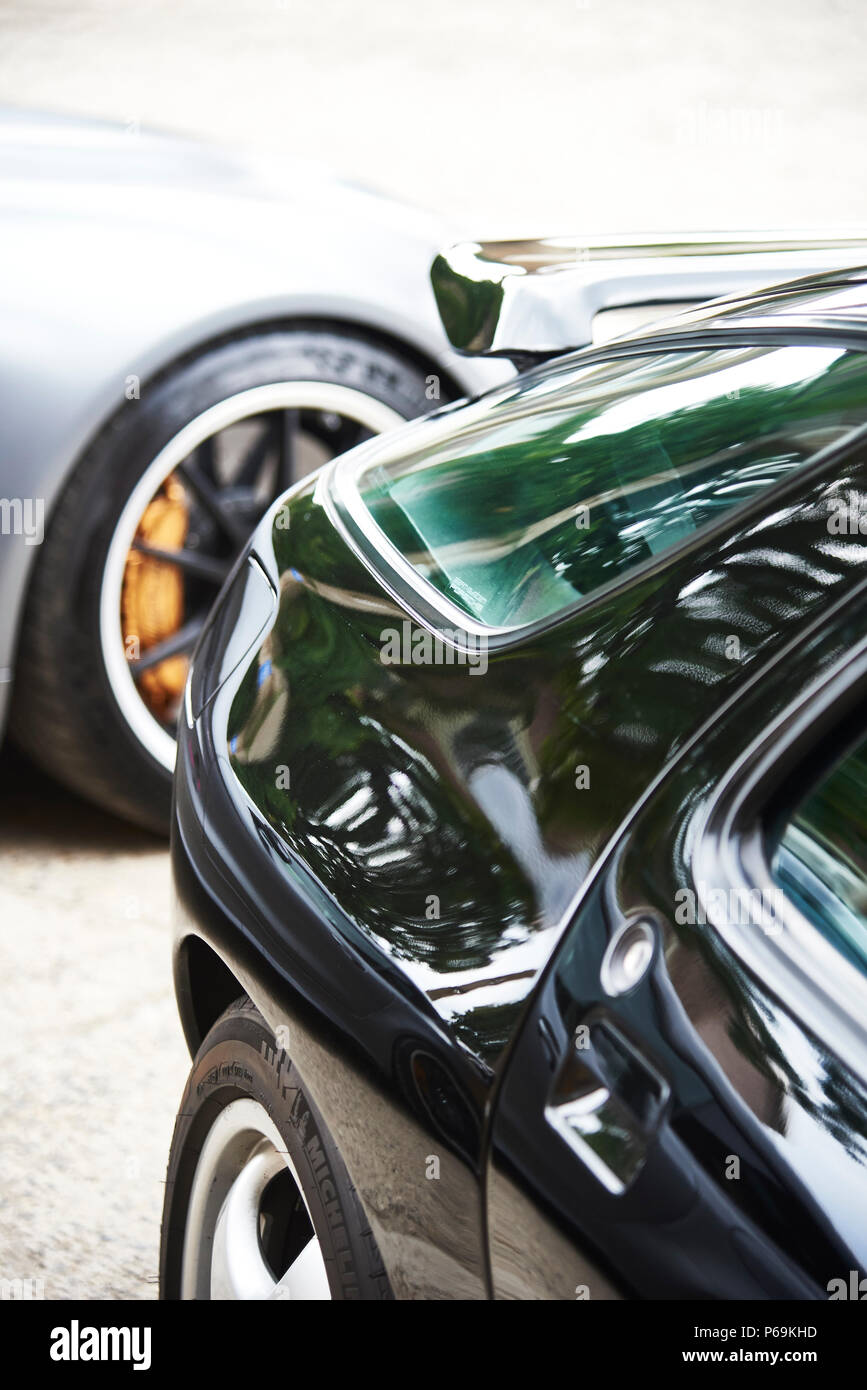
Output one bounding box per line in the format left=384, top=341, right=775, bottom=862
left=2, top=1296, right=863, bottom=1375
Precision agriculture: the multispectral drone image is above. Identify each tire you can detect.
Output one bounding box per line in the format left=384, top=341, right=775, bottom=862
left=160, top=996, right=392, bottom=1301
left=11, top=326, right=438, bottom=834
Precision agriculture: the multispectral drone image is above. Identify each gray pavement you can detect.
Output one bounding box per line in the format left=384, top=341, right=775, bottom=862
left=0, top=749, right=188, bottom=1300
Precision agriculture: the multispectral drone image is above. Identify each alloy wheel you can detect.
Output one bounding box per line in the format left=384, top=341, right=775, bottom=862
left=180, top=1097, right=331, bottom=1300
left=100, top=383, right=403, bottom=771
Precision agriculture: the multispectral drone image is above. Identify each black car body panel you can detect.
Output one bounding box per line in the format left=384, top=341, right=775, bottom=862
left=489, top=602, right=867, bottom=1299
left=172, top=271, right=867, bottom=1299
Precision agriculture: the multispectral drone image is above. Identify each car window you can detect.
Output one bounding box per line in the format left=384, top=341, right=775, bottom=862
left=347, top=343, right=867, bottom=629
left=772, top=731, right=867, bottom=976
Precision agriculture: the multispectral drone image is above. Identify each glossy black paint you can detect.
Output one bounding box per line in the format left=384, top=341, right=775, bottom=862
left=490, top=598, right=867, bottom=1299
left=172, top=275, right=867, bottom=1299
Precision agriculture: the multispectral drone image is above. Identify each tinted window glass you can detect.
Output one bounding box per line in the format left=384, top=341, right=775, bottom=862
left=350, top=344, right=867, bottom=629
left=772, top=733, right=867, bottom=975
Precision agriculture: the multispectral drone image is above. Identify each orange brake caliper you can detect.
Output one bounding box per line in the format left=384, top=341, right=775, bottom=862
left=121, top=474, right=190, bottom=722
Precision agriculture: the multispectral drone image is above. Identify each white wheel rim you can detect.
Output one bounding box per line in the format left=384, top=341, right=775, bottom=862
left=180, top=1097, right=332, bottom=1301
left=100, top=382, right=403, bottom=771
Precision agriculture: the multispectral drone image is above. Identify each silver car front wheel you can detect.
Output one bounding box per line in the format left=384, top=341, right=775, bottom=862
left=12, top=328, right=436, bottom=832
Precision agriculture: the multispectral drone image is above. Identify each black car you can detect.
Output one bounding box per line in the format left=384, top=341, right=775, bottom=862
left=161, top=265, right=867, bottom=1300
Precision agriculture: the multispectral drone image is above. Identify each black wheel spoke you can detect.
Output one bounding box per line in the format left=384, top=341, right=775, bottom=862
left=277, top=410, right=298, bottom=494
left=177, top=445, right=251, bottom=547
left=131, top=617, right=205, bottom=676
left=131, top=540, right=231, bottom=585
left=236, top=420, right=275, bottom=490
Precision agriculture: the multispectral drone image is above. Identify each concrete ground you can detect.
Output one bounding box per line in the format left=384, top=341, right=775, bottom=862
left=0, top=747, right=187, bottom=1300
left=0, top=0, right=866, bottom=1301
